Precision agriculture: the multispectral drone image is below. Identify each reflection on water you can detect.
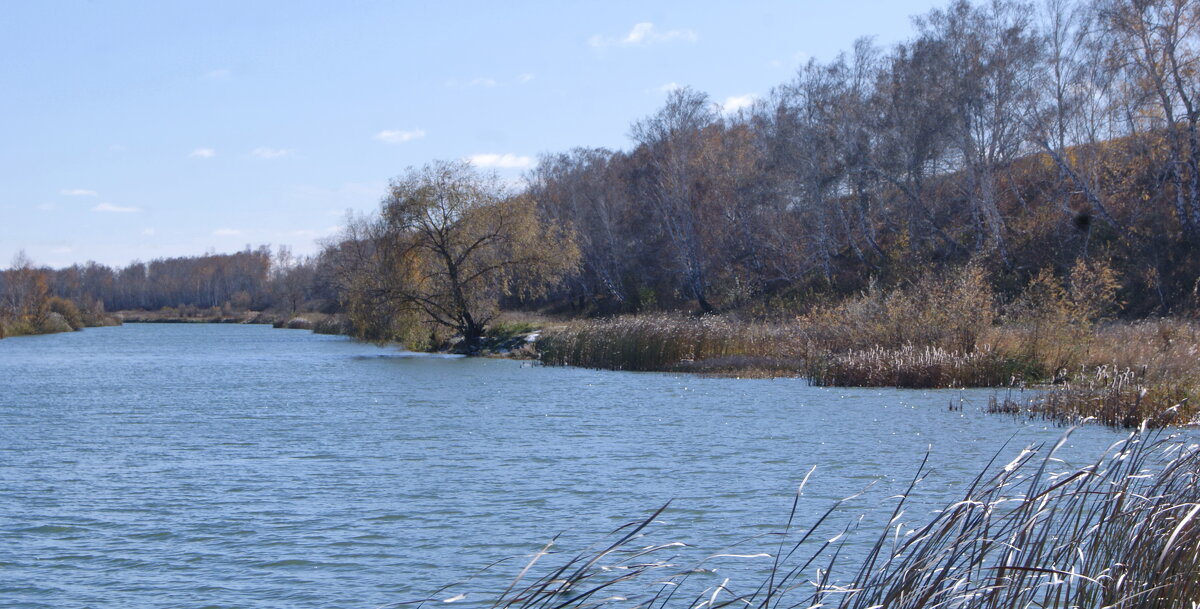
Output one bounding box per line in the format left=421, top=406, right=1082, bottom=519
left=0, top=324, right=1141, bottom=608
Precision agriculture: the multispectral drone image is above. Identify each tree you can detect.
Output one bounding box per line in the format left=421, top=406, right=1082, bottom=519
left=1102, top=0, right=1200, bottom=236
left=343, top=160, right=578, bottom=351
left=630, top=87, right=721, bottom=312
left=1, top=251, right=50, bottom=329
left=529, top=148, right=634, bottom=308
left=916, top=0, right=1043, bottom=263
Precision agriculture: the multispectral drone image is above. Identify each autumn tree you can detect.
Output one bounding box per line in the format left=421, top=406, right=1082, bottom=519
left=338, top=160, right=578, bottom=351
left=1, top=251, right=51, bottom=331
left=529, top=148, right=634, bottom=309
left=630, top=87, right=721, bottom=312
left=1101, top=0, right=1200, bottom=236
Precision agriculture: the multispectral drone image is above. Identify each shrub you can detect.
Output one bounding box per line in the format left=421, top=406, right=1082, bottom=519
left=799, top=263, right=995, bottom=354
left=47, top=296, right=84, bottom=330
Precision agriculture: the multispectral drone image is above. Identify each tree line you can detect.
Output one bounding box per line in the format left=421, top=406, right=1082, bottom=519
left=0, top=246, right=334, bottom=336
left=527, top=0, right=1200, bottom=316
left=8, top=0, right=1200, bottom=343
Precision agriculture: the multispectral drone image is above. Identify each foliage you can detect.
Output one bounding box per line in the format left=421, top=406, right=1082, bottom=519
left=997, top=257, right=1123, bottom=376
left=326, top=160, right=579, bottom=351
left=799, top=263, right=996, bottom=354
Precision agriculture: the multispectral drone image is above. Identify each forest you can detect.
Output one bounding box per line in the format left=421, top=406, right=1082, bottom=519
left=6, top=0, right=1200, bottom=404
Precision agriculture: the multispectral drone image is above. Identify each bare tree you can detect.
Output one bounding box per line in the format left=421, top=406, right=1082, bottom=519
left=1101, top=0, right=1200, bottom=236
left=630, top=87, right=721, bottom=312
left=917, top=0, right=1044, bottom=263
left=529, top=148, right=632, bottom=308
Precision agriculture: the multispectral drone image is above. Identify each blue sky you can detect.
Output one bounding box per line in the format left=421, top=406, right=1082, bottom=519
left=2, top=1, right=949, bottom=269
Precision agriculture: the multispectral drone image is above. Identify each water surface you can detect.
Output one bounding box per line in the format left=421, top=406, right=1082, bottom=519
left=0, top=324, right=1139, bottom=607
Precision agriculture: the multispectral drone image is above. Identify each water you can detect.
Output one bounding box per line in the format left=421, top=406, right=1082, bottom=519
left=0, top=324, right=1147, bottom=607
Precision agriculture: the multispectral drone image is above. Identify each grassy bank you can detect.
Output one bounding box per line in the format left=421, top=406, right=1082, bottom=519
left=116, top=306, right=277, bottom=324
left=422, top=429, right=1199, bottom=608
left=535, top=262, right=1200, bottom=428
left=538, top=315, right=1200, bottom=428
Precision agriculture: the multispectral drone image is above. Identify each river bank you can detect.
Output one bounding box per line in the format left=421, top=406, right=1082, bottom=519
left=43, top=305, right=1200, bottom=430
left=535, top=314, right=1200, bottom=429
left=0, top=304, right=120, bottom=340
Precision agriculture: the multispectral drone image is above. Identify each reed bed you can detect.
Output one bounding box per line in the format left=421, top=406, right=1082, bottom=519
left=538, top=315, right=1200, bottom=427
left=809, top=344, right=1017, bottom=389
left=537, top=314, right=803, bottom=373
left=409, top=429, right=1200, bottom=609
left=990, top=365, right=1200, bottom=428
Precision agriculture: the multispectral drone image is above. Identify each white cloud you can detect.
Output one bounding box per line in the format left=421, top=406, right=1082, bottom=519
left=205, top=68, right=231, bottom=80
left=374, top=129, right=426, bottom=144
left=656, top=82, right=682, bottom=93
left=722, top=94, right=757, bottom=114
left=190, top=148, right=216, bottom=158
left=92, top=202, right=140, bottom=213
left=142, top=228, right=156, bottom=236
left=213, top=228, right=242, bottom=236
left=590, top=22, right=698, bottom=48
left=252, top=147, right=291, bottom=159
left=61, top=189, right=97, bottom=196
left=517, top=73, right=535, bottom=84
left=467, top=153, right=535, bottom=169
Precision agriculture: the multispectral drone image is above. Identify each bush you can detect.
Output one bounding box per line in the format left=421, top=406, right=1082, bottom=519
left=47, top=297, right=84, bottom=330
left=799, top=263, right=995, bottom=354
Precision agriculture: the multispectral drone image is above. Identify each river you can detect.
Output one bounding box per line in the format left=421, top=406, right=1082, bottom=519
left=0, top=323, right=1142, bottom=608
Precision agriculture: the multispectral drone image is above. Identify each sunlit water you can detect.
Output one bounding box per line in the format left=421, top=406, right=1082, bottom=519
left=0, top=324, right=1161, bottom=608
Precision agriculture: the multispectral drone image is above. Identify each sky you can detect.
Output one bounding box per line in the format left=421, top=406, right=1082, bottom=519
left=1, top=0, right=951, bottom=270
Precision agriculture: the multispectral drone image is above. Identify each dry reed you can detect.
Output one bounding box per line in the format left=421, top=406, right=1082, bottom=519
left=810, top=344, right=1017, bottom=389
left=408, top=429, right=1200, bottom=609
left=990, top=365, right=1200, bottom=428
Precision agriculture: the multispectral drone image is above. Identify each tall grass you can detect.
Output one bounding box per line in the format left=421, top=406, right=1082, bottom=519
left=536, top=261, right=1200, bottom=427
left=990, top=365, right=1200, bottom=428
left=537, top=314, right=803, bottom=373
left=410, top=429, right=1200, bottom=609
left=538, top=265, right=1004, bottom=381
left=810, top=344, right=1019, bottom=388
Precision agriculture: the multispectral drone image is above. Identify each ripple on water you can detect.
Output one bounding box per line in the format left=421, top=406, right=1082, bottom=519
left=0, top=323, right=1179, bottom=609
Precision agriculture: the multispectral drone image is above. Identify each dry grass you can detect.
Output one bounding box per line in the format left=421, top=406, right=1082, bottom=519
left=540, top=315, right=1200, bottom=427
left=990, top=365, right=1200, bottom=428
left=538, top=314, right=802, bottom=373
left=810, top=344, right=1019, bottom=389
left=537, top=277, right=1200, bottom=426
left=412, top=429, right=1200, bottom=609
left=987, top=320, right=1200, bottom=428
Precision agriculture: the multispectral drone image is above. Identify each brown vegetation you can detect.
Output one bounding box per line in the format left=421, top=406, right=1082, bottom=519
left=323, top=160, right=579, bottom=352
left=1, top=252, right=118, bottom=339
left=425, top=430, right=1200, bottom=608
left=540, top=260, right=1200, bottom=428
